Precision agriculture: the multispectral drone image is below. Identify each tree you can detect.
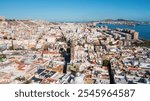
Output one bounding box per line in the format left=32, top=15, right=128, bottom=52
left=109, top=42, right=113, bottom=45
left=11, top=40, right=14, bottom=50
left=23, top=80, right=31, bottom=84
left=103, top=60, right=110, bottom=66
left=43, top=43, right=49, bottom=50
left=31, top=47, right=36, bottom=51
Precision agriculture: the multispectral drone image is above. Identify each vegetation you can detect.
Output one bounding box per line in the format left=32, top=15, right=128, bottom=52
left=5, top=19, right=16, bottom=21
left=109, top=42, right=113, bottom=45
left=43, top=43, right=49, bottom=50
left=0, top=54, right=6, bottom=62
left=15, top=77, right=26, bottom=81
left=9, top=46, right=14, bottom=50
left=67, top=40, right=71, bottom=46
left=102, top=60, right=110, bottom=66
left=0, top=54, right=6, bottom=58
left=31, top=47, right=37, bottom=51
left=23, top=80, right=32, bottom=84
left=0, top=57, right=6, bottom=62
left=132, top=40, right=150, bottom=48
left=56, top=37, right=66, bottom=42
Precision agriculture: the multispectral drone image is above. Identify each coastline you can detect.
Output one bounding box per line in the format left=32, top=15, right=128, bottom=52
left=97, top=23, right=150, bottom=40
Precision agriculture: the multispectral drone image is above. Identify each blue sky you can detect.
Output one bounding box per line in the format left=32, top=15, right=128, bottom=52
left=0, top=0, right=150, bottom=21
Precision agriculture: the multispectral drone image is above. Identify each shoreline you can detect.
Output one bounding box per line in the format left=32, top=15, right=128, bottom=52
left=97, top=23, right=150, bottom=41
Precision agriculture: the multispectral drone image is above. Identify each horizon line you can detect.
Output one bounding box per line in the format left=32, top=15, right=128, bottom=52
left=1, top=16, right=150, bottom=22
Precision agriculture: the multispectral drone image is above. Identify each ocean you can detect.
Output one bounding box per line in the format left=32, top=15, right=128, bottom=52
left=97, top=24, right=150, bottom=40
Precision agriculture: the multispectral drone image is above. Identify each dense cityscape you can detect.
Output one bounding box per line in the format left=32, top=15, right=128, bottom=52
left=0, top=16, right=150, bottom=84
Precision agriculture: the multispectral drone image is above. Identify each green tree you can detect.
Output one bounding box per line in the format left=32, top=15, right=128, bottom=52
left=103, top=60, right=110, bottom=66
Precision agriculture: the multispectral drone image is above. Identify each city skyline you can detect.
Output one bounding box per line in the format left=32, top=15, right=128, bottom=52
left=0, top=0, right=150, bottom=21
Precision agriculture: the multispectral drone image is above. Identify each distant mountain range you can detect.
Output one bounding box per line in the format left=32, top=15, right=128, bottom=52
left=101, top=19, right=150, bottom=24
left=103, top=19, right=138, bottom=22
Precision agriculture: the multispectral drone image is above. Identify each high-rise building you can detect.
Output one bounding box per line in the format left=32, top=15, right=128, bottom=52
left=71, top=43, right=75, bottom=61
left=132, top=32, right=139, bottom=40
left=125, top=34, right=132, bottom=40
